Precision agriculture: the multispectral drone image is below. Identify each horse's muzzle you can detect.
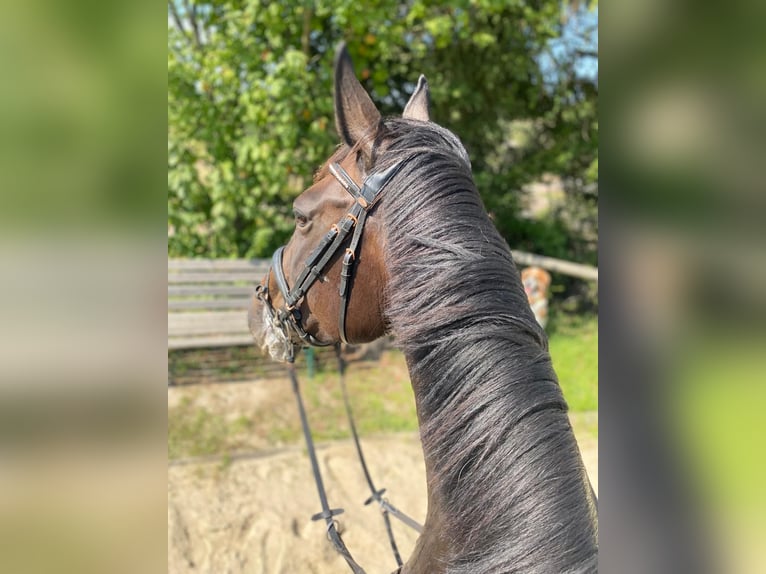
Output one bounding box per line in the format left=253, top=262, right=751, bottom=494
left=248, top=285, right=296, bottom=363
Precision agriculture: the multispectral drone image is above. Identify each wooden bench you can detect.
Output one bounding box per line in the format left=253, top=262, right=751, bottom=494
left=168, top=258, right=270, bottom=350
left=168, top=251, right=597, bottom=351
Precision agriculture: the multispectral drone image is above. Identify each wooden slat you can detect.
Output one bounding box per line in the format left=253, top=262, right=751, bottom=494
left=169, top=315, right=248, bottom=337
left=168, top=272, right=263, bottom=284
left=168, top=334, right=255, bottom=350
left=169, top=286, right=254, bottom=296
left=168, top=311, right=246, bottom=328
left=511, top=250, right=598, bottom=282
left=167, top=259, right=270, bottom=351
left=169, top=298, right=251, bottom=311
left=168, top=259, right=270, bottom=271
left=169, top=323, right=249, bottom=337
left=168, top=311, right=247, bottom=324
left=169, top=328, right=250, bottom=339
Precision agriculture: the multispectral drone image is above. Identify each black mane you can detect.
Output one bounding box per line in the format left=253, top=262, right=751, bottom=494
left=375, top=118, right=598, bottom=573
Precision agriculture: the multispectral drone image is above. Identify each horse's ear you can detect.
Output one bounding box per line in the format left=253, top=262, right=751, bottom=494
left=402, top=75, right=430, bottom=122
left=334, top=42, right=381, bottom=150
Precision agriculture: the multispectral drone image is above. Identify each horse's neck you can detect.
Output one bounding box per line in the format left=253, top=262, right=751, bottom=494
left=401, top=387, right=453, bottom=573
left=401, top=347, right=597, bottom=574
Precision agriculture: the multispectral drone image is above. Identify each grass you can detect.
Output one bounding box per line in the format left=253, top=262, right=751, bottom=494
left=547, top=313, right=598, bottom=411
left=167, top=354, right=419, bottom=461
left=168, top=396, right=254, bottom=460
left=653, top=331, right=766, bottom=572
left=168, top=313, right=598, bottom=459
left=168, top=346, right=283, bottom=385
left=672, top=334, right=766, bottom=510
left=284, top=353, right=419, bottom=442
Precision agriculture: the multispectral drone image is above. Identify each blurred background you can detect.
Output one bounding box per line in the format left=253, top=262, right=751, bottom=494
left=602, top=1, right=766, bottom=572
left=0, top=0, right=763, bottom=572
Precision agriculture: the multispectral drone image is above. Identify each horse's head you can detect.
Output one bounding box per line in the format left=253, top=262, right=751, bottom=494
left=249, top=43, right=430, bottom=361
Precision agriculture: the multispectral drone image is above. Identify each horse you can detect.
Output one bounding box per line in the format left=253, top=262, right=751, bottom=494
left=249, top=43, right=598, bottom=574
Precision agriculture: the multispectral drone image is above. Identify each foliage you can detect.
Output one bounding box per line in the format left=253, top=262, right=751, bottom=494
left=168, top=0, right=598, bottom=260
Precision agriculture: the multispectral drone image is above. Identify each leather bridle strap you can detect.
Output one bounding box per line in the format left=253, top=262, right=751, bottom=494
left=262, top=160, right=421, bottom=574
left=270, top=159, right=406, bottom=347
left=331, top=160, right=406, bottom=343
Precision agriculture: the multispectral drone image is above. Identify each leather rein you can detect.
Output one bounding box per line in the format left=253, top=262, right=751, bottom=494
left=255, top=157, right=422, bottom=574
left=285, top=349, right=421, bottom=574
left=255, top=158, right=405, bottom=358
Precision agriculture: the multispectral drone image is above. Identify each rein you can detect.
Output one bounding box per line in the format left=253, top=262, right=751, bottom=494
left=256, top=157, right=422, bottom=572
left=286, top=347, right=422, bottom=574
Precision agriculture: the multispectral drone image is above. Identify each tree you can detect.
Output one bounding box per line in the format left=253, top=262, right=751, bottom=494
left=168, top=0, right=598, bottom=262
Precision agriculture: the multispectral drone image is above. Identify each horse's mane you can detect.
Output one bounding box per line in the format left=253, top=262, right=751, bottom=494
left=373, top=118, right=597, bottom=573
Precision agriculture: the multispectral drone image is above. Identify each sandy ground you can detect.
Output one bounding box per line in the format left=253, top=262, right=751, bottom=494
left=168, top=381, right=597, bottom=574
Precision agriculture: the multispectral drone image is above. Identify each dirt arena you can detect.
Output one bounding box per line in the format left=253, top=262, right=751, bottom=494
left=168, top=402, right=597, bottom=574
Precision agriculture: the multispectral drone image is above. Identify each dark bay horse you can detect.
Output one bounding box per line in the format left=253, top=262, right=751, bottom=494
left=249, top=43, right=598, bottom=574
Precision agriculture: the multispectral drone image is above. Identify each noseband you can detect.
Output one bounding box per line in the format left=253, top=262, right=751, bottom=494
left=255, top=158, right=406, bottom=358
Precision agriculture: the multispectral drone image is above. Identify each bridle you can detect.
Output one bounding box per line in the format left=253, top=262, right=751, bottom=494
left=254, top=155, right=423, bottom=574
left=255, top=157, right=406, bottom=359
left=253, top=150, right=599, bottom=574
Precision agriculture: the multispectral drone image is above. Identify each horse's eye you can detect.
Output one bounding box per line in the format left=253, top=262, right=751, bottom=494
left=294, top=210, right=309, bottom=228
